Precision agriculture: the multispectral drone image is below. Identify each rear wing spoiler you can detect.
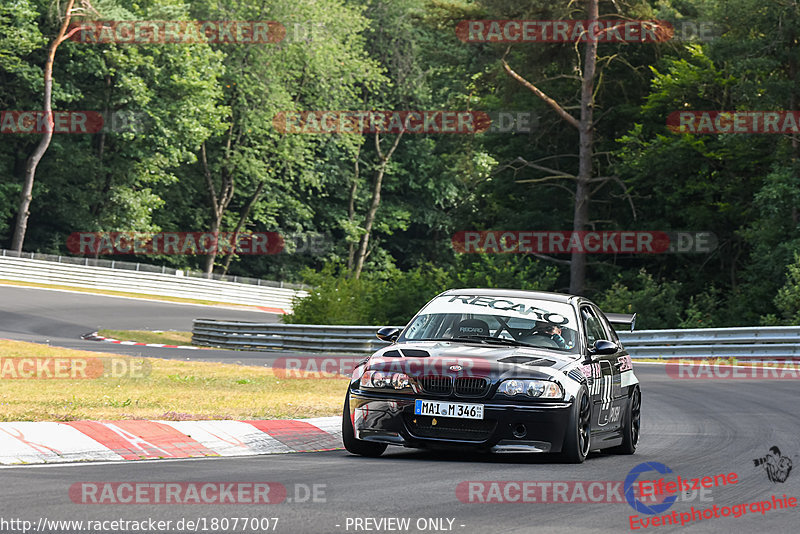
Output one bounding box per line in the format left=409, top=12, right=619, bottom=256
left=605, top=312, right=636, bottom=332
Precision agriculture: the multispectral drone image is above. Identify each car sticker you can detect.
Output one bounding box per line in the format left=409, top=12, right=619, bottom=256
left=621, top=370, right=639, bottom=388
left=420, top=295, right=575, bottom=325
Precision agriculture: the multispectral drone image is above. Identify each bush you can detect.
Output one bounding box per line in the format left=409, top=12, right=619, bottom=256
left=594, top=269, right=683, bottom=330
left=679, top=287, right=721, bottom=328
left=284, top=256, right=558, bottom=325
left=771, top=253, right=800, bottom=325
left=283, top=263, right=377, bottom=326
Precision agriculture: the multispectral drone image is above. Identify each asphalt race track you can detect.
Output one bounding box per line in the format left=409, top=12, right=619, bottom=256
left=1, top=285, right=799, bottom=533
left=0, top=284, right=287, bottom=365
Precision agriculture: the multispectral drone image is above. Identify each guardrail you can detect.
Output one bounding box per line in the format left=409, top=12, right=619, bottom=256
left=0, top=252, right=307, bottom=312
left=192, top=321, right=388, bottom=353
left=0, top=249, right=306, bottom=288
left=191, top=321, right=800, bottom=359
left=617, top=326, right=800, bottom=359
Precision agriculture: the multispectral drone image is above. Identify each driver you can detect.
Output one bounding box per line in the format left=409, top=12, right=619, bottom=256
left=542, top=324, right=567, bottom=349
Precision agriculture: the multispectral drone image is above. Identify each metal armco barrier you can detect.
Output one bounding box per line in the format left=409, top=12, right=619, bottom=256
left=617, top=326, right=800, bottom=359
left=191, top=321, right=800, bottom=358
left=0, top=254, right=306, bottom=312
left=192, top=320, right=394, bottom=353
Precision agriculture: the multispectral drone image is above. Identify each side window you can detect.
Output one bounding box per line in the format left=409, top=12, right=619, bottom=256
left=594, top=307, right=620, bottom=344
left=581, top=306, right=606, bottom=347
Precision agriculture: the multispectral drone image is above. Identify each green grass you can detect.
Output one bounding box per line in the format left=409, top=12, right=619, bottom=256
left=0, top=338, right=347, bottom=421
left=98, top=329, right=194, bottom=346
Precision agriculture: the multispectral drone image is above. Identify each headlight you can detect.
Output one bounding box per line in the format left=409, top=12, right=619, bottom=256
left=496, top=379, right=562, bottom=399
left=360, top=370, right=411, bottom=390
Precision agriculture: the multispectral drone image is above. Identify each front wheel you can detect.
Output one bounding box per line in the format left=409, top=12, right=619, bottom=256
left=558, top=387, right=591, bottom=463
left=608, top=387, right=640, bottom=455
left=342, top=393, right=387, bottom=457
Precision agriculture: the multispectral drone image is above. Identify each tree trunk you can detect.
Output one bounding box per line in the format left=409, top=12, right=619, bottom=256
left=353, top=132, right=403, bottom=278
left=501, top=0, right=599, bottom=295
left=200, top=140, right=235, bottom=277
left=221, top=180, right=265, bottom=275
left=346, top=145, right=362, bottom=271
left=570, top=0, right=598, bottom=295
left=203, top=215, right=222, bottom=276
left=11, top=0, right=77, bottom=252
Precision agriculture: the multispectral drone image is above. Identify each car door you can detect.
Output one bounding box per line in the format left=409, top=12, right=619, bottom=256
left=580, top=305, right=621, bottom=431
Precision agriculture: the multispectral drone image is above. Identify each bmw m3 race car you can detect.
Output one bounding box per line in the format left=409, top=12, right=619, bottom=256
left=342, top=289, right=640, bottom=463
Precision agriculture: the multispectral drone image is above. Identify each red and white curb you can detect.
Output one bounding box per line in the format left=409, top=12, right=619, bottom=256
left=258, top=306, right=288, bottom=314
left=0, top=417, right=341, bottom=465
left=82, top=331, right=201, bottom=350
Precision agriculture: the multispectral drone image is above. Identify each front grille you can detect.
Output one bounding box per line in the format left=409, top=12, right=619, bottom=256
left=419, top=375, right=452, bottom=394
left=454, top=377, right=489, bottom=397
left=403, top=413, right=496, bottom=441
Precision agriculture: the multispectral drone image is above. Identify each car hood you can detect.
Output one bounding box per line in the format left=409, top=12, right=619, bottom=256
left=366, top=340, right=581, bottom=381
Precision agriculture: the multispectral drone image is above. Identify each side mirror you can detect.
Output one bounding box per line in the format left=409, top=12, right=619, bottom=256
left=590, top=339, right=618, bottom=355
left=376, top=327, right=401, bottom=343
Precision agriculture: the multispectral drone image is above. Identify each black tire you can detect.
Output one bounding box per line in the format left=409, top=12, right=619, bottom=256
left=342, top=393, right=387, bottom=457
left=558, top=387, right=591, bottom=463
left=608, top=386, right=641, bottom=455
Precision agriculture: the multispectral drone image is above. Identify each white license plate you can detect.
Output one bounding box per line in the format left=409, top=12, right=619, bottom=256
left=414, top=399, right=484, bottom=420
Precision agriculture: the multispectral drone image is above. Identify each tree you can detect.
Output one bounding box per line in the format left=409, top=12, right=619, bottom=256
left=11, top=0, right=87, bottom=252
left=500, top=0, right=603, bottom=295
left=347, top=0, right=430, bottom=278
left=352, top=131, right=404, bottom=278
left=11, top=0, right=226, bottom=260
left=0, top=0, right=44, bottom=240
left=188, top=0, right=384, bottom=277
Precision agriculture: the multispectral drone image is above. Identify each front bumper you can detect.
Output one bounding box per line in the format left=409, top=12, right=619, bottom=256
left=348, top=390, right=572, bottom=453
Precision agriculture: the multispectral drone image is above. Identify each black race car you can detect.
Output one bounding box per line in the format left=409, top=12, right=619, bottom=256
left=342, top=288, right=640, bottom=463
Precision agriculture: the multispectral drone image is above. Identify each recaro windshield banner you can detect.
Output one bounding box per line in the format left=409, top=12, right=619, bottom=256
left=422, top=295, right=573, bottom=326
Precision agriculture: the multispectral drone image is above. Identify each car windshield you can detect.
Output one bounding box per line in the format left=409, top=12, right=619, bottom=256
left=400, top=294, right=579, bottom=353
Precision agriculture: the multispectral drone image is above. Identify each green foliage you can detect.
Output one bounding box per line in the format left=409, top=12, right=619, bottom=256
left=448, top=254, right=558, bottom=292
left=772, top=254, right=800, bottom=325
left=679, top=287, right=722, bottom=329
left=0, top=0, right=44, bottom=75
left=595, top=270, right=683, bottom=330
left=284, top=262, right=452, bottom=326
left=285, top=256, right=558, bottom=325
left=284, top=263, right=378, bottom=326
left=4, top=0, right=800, bottom=329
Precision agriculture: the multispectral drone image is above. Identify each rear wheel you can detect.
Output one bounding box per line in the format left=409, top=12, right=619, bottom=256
left=558, top=387, right=591, bottom=463
left=608, top=387, right=640, bottom=455
left=342, top=393, right=387, bottom=457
